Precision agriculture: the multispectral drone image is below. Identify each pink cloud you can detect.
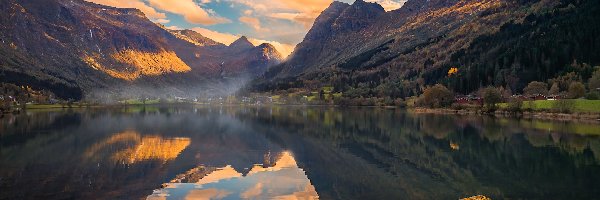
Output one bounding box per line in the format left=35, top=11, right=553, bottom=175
left=147, top=0, right=230, bottom=25
left=239, top=16, right=262, bottom=30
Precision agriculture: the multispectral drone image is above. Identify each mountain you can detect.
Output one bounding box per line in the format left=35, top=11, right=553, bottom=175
left=0, top=0, right=283, bottom=100
left=257, top=0, right=600, bottom=97
left=168, top=29, right=225, bottom=47
left=225, top=43, right=284, bottom=77
left=229, top=36, right=255, bottom=50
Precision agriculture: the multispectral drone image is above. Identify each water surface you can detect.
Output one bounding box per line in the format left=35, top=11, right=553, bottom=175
left=1, top=106, right=600, bottom=199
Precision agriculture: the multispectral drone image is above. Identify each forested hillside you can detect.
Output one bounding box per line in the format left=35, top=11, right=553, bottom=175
left=253, top=0, right=600, bottom=103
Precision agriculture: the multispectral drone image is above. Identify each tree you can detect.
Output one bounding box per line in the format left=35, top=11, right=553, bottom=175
left=523, top=81, right=548, bottom=96
left=550, top=72, right=581, bottom=92
left=499, top=86, right=512, bottom=99
left=483, top=87, right=502, bottom=111
left=417, top=84, right=454, bottom=108
left=507, top=97, right=523, bottom=113
left=549, top=83, right=560, bottom=95
left=589, top=67, right=600, bottom=92
left=568, top=82, right=586, bottom=99
left=319, top=90, right=325, bottom=100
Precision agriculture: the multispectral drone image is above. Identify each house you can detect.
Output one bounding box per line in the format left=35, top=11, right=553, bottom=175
left=528, top=94, right=548, bottom=101
left=455, top=95, right=482, bottom=105
left=512, top=95, right=530, bottom=101
left=547, top=95, right=562, bottom=100
left=174, top=96, right=187, bottom=101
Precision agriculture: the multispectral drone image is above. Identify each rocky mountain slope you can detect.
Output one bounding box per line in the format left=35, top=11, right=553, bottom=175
left=257, top=0, right=600, bottom=97
left=0, top=0, right=282, bottom=100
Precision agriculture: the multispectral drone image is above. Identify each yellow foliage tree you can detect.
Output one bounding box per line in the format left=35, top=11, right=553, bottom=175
left=448, top=67, right=459, bottom=76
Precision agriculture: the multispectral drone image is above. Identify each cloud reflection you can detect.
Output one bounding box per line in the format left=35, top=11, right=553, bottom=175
left=147, top=151, right=318, bottom=200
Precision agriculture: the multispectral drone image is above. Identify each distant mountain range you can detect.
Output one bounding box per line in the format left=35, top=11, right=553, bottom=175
left=0, top=0, right=282, bottom=99
left=256, top=0, right=600, bottom=97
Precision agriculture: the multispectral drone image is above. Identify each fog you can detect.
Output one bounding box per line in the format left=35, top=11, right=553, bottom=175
left=85, top=74, right=253, bottom=104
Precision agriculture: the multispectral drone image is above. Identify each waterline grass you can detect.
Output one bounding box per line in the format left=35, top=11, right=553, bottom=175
left=499, top=99, right=600, bottom=113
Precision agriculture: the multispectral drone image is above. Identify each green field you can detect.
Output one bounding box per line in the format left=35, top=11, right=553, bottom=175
left=25, top=103, right=100, bottom=110
left=121, top=99, right=161, bottom=105
left=500, top=99, right=600, bottom=113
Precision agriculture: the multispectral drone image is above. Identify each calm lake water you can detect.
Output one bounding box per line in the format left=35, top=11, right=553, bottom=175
left=1, top=106, right=600, bottom=200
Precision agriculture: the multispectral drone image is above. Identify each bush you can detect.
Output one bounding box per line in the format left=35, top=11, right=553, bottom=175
left=585, top=92, right=600, bottom=100
left=451, top=103, right=465, bottom=110
left=393, top=99, right=407, bottom=108
left=507, top=98, right=524, bottom=113
left=361, top=97, right=376, bottom=106
left=417, top=84, right=454, bottom=108
left=334, top=96, right=350, bottom=107
left=382, top=97, right=394, bottom=106
left=553, top=100, right=575, bottom=113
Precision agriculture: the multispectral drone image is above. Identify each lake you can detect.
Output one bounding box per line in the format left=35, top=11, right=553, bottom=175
left=1, top=106, right=600, bottom=200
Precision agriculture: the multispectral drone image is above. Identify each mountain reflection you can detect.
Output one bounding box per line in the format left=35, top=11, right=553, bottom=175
left=84, top=131, right=191, bottom=164
left=1, top=106, right=599, bottom=199
left=147, top=151, right=318, bottom=200
left=115, top=135, right=191, bottom=164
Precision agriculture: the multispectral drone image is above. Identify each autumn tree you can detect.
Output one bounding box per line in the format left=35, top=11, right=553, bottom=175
left=523, top=81, right=548, bottom=96
left=568, top=82, right=586, bottom=99
left=417, top=84, right=454, bottom=108
left=549, top=83, right=560, bottom=95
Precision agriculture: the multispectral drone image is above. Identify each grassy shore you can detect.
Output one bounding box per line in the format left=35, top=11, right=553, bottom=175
left=25, top=104, right=70, bottom=109
left=413, top=99, right=600, bottom=125
left=499, top=99, right=600, bottom=113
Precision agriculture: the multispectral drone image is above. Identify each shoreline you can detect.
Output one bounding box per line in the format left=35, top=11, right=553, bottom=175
left=410, top=108, right=600, bottom=123
left=12, top=104, right=600, bottom=123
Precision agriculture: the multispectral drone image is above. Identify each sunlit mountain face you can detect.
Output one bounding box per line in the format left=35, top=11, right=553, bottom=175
left=147, top=151, right=319, bottom=200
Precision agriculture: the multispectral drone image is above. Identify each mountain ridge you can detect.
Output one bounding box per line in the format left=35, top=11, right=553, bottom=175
left=255, top=0, right=600, bottom=98
left=0, top=0, right=283, bottom=99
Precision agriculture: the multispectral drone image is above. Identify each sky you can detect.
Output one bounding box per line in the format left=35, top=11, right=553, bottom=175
left=86, top=0, right=407, bottom=57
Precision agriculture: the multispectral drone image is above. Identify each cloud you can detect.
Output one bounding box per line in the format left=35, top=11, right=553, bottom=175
left=87, top=0, right=230, bottom=25
left=146, top=0, right=230, bottom=25
left=166, top=25, right=183, bottom=30
left=86, top=0, right=168, bottom=22
left=240, top=183, right=263, bottom=199
left=154, top=18, right=170, bottom=24
left=228, top=0, right=330, bottom=28
left=191, top=28, right=295, bottom=58
left=248, top=38, right=295, bottom=59
left=372, top=0, right=407, bottom=11
left=191, top=27, right=240, bottom=45
left=239, top=16, right=262, bottom=31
